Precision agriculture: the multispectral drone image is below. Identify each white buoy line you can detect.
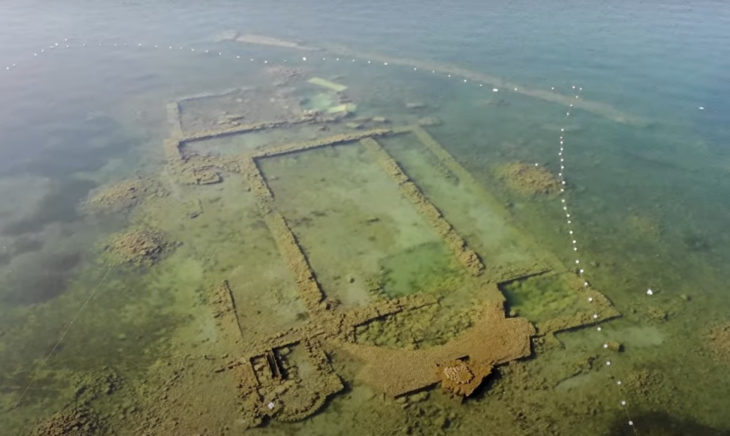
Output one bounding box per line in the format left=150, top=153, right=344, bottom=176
left=3, top=37, right=644, bottom=432
left=558, top=86, right=641, bottom=434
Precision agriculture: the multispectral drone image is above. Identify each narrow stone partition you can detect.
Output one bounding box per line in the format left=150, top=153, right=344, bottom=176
left=360, top=136, right=484, bottom=276
left=240, top=155, right=325, bottom=315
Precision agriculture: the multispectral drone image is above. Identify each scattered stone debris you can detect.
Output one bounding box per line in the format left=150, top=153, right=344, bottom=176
left=494, top=161, right=561, bottom=196
left=72, top=367, right=124, bottom=403
left=104, top=228, right=173, bottom=267
left=265, top=66, right=303, bottom=86
left=190, top=167, right=222, bottom=185
left=84, top=178, right=160, bottom=214
left=624, top=368, right=665, bottom=399
left=176, top=87, right=305, bottom=135
left=30, top=406, right=103, bottom=436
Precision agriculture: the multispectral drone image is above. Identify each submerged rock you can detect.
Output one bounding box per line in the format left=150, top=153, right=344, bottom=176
left=31, top=406, right=102, bottom=436
left=705, top=322, right=730, bottom=363
left=84, top=178, right=161, bottom=214
left=494, top=161, right=561, bottom=196
left=104, top=228, right=173, bottom=267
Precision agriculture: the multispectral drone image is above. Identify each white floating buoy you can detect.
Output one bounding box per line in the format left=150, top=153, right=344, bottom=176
left=492, top=87, right=499, bottom=92
left=646, top=288, right=654, bottom=296
left=698, top=106, right=705, bottom=110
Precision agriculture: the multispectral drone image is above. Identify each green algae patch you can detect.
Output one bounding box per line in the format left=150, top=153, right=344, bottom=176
left=500, top=273, right=579, bottom=323
left=355, top=302, right=480, bottom=349
left=379, top=241, right=463, bottom=298
left=498, top=272, right=619, bottom=336
left=259, top=142, right=450, bottom=308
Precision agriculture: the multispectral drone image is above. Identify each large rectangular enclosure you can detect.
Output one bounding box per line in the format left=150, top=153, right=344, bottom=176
left=258, top=141, right=464, bottom=307
left=377, top=128, right=560, bottom=280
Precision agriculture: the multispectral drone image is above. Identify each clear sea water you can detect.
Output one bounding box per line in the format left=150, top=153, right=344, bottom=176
left=1, top=1, right=729, bottom=434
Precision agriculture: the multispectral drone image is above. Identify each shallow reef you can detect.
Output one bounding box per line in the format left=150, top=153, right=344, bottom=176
left=494, top=161, right=561, bottom=196
left=103, top=227, right=174, bottom=267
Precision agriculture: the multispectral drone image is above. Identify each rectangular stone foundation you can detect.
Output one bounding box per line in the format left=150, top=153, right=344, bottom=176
left=165, top=102, right=621, bottom=425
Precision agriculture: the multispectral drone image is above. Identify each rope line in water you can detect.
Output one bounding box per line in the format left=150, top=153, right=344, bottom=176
left=7, top=265, right=114, bottom=412
left=558, top=86, right=639, bottom=434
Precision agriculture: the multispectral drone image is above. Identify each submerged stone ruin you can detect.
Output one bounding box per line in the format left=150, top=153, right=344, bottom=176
left=96, top=69, right=621, bottom=428
left=494, top=161, right=562, bottom=196
left=84, top=177, right=162, bottom=214
left=104, top=227, right=173, bottom=267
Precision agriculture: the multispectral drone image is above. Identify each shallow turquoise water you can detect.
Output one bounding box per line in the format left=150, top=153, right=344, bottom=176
left=0, top=1, right=728, bottom=434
